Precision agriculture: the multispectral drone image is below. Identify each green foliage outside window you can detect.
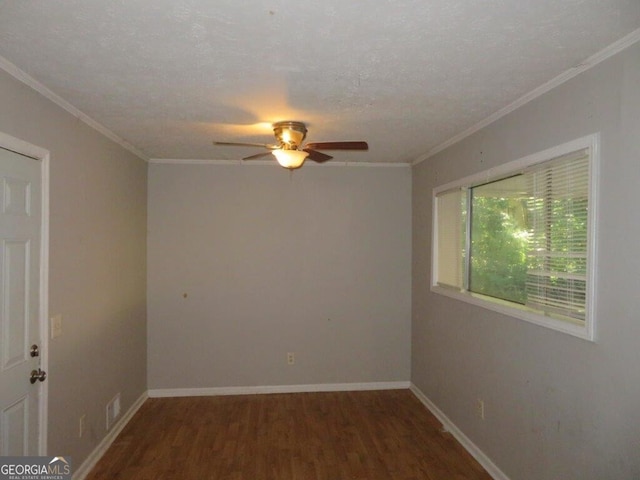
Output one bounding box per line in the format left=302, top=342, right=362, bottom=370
left=434, top=142, right=593, bottom=336
left=467, top=174, right=588, bottom=314
left=469, top=191, right=529, bottom=304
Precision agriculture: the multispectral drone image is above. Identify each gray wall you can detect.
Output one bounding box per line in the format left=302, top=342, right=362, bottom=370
left=148, top=164, right=411, bottom=390
left=0, top=71, right=147, bottom=463
left=412, top=42, right=640, bottom=479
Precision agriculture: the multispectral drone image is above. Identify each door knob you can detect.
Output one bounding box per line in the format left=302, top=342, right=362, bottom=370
left=30, top=368, right=47, bottom=384
left=30, top=344, right=40, bottom=357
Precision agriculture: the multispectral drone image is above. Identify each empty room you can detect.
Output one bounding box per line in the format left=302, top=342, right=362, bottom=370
left=0, top=2, right=639, bottom=479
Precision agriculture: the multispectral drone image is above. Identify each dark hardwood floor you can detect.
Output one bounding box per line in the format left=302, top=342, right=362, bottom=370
left=85, top=390, right=492, bottom=480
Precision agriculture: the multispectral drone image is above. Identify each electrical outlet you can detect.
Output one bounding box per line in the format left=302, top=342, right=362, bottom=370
left=287, top=352, right=295, bottom=365
left=79, top=414, right=86, bottom=438
left=476, top=399, right=485, bottom=420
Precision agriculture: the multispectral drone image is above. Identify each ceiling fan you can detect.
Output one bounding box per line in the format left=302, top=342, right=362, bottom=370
left=213, top=121, right=368, bottom=169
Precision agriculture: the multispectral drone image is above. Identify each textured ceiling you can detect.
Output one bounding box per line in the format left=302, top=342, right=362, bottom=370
left=0, top=1, right=639, bottom=164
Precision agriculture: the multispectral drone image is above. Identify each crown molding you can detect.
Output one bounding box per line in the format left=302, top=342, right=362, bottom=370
left=0, top=55, right=149, bottom=162
left=413, top=27, right=640, bottom=166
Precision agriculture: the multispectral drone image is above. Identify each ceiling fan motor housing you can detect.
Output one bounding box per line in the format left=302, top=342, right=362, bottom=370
left=273, top=121, right=307, bottom=150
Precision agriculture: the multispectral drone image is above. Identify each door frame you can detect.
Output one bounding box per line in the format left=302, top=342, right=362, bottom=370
left=0, top=130, right=49, bottom=455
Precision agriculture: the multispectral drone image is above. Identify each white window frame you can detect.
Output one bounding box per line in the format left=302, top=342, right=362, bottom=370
left=431, top=134, right=599, bottom=341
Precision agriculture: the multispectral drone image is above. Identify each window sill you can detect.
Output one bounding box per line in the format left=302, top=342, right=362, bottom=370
left=430, top=284, right=595, bottom=342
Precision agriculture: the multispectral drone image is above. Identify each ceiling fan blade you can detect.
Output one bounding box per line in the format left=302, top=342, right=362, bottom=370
left=213, top=141, right=275, bottom=149
left=303, top=149, right=333, bottom=163
left=242, top=151, right=274, bottom=160
left=304, top=141, right=368, bottom=151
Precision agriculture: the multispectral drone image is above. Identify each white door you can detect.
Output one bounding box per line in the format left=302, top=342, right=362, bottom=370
left=0, top=145, right=43, bottom=456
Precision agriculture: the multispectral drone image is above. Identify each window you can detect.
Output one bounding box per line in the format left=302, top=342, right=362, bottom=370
left=432, top=135, right=598, bottom=340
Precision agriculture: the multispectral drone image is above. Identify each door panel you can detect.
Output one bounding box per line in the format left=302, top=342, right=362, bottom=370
left=0, top=146, right=41, bottom=456
left=1, top=396, right=28, bottom=455
left=3, top=240, right=30, bottom=369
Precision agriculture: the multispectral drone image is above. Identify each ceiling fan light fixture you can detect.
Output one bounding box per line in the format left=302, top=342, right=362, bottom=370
left=273, top=121, right=307, bottom=149
left=214, top=120, right=367, bottom=168
left=272, top=149, right=309, bottom=169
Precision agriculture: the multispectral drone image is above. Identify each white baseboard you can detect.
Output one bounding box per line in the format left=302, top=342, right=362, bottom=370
left=72, top=391, right=148, bottom=480
left=148, top=381, right=410, bottom=398
left=409, top=383, right=511, bottom=480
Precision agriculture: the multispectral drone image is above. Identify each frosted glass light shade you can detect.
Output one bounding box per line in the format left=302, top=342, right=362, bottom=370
left=272, top=149, right=309, bottom=169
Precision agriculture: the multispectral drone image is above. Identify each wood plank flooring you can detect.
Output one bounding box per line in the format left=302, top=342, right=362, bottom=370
left=85, top=390, right=492, bottom=480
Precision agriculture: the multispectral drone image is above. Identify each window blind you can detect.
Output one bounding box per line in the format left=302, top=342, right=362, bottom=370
left=525, top=148, right=590, bottom=322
